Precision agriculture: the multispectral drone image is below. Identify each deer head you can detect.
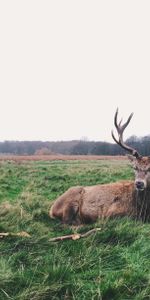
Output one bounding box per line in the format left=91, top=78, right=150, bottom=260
left=112, top=109, right=150, bottom=191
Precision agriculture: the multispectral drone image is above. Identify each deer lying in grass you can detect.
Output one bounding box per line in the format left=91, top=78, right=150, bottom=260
left=49, top=109, right=150, bottom=224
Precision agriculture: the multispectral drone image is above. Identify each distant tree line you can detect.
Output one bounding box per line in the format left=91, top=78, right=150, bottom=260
left=0, top=135, right=150, bottom=156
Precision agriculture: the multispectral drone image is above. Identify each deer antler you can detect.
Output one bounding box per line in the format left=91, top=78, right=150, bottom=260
left=111, top=108, right=141, bottom=158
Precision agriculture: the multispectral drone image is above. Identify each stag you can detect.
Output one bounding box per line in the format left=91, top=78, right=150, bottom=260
left=49, top=109, right=150, bottom=224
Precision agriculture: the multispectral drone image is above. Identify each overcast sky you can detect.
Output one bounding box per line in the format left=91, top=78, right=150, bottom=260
left=0, top=1, right=150, bottom=142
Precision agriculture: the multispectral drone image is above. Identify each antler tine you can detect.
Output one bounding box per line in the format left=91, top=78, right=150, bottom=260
left=111, top=109, right=141, bottom=158
left=114, top=108, right=119, bottom=130
left=121, top=113, right=134, bottom=132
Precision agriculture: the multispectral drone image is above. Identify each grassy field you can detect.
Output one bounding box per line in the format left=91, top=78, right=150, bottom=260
left=0, top=158, right=150, bottom=300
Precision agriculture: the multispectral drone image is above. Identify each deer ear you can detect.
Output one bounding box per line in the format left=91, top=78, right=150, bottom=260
left=127, top=155, right=136, bottom=162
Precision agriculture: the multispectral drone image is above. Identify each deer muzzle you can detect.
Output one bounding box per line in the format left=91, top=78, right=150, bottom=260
left=135, top=179, right=146, bottom=191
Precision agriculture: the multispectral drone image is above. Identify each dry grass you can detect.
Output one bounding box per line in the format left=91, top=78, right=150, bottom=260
left=0, top=154, right=127, bottom=162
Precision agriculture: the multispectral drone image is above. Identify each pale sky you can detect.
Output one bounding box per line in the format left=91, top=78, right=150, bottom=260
left=0, top=1, right=150, bottom=142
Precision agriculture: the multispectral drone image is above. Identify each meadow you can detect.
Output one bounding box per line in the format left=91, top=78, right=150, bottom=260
left=0, top=157, right=150, bottom=300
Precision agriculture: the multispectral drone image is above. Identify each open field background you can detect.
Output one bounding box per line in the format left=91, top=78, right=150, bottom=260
left=0, top=157, right=150, bottom=299
left=0, top=155, right=127, bottom=161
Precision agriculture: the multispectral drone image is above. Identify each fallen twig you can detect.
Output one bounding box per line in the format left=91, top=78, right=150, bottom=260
left=0, top=231, right=31, bottom=238
left=48, top=228, right=101, bottom=242
left=0, top=228, right=101, bottom=241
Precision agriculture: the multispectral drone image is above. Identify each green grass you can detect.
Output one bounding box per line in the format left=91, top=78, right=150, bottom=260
left=0, top=159, right=150, bottom=299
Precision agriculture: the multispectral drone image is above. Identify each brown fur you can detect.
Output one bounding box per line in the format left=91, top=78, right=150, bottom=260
left=49, top=157, right=150, bottom=225
left=49, top=180, right=135, bottom=224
